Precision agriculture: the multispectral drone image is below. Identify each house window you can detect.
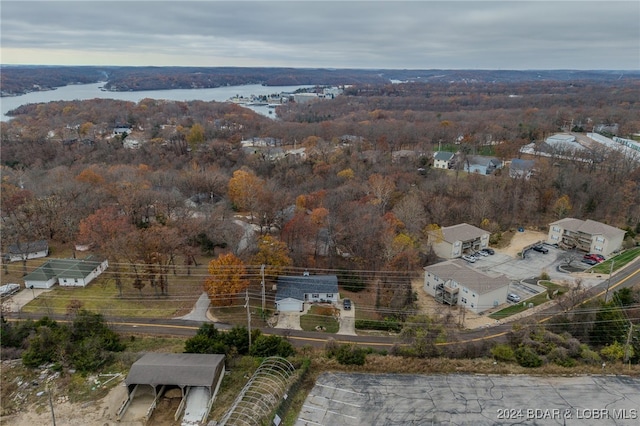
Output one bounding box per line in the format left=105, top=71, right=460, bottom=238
left=454, top=241, right=461, bottom=246
left=63, top=279, right=68, bottom=283
left=463, top=288, right=468, bottom=293
left=74, top=278, right=78, bottom=283
left=552, top=226, right=561, bottom=232
left=327, top=294, right=333, bottom=298
left=596, top=237, right=605, bottom=243
left=461, top=297, right=467, bottom=304
left=551, top=235, right=559, bottom=240
left=594, top=246, right=603, bottom=252
left=472, top=294, right=476, bottom=298
left=312, top=293, right=319, bottom=298
left=471, top=303, right=475, bottom=308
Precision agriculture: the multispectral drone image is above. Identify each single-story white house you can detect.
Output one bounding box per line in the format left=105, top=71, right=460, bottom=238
left=424, top=259, right=510, bottom=314
left=6, top=240, right=49, bottom=262
left=24, top=258, right=109, bottom=289
left=275, top=274, right=339, bottom=312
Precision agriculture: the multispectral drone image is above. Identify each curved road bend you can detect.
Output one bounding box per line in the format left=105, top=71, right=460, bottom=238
left=7, top=263, right=639, bottom=351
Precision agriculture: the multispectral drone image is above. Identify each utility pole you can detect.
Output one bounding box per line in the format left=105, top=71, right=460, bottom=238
left=624, top=324, right=634, bottom=364
left=245, top=289, right=252, bottom=350
left=261, top=264, right=266, bottom=317
left=47, top=385, right=56, bottom=426
left=604, top=260, right=614, bottom=303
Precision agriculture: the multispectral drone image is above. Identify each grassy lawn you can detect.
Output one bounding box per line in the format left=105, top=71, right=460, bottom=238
left=591, top=247, right=640, bottom=274
left=489, top=281, right=566, bottom=320
left=300, top=304, right=339, bottom=333
left=6, top=244, right=213, bottom=318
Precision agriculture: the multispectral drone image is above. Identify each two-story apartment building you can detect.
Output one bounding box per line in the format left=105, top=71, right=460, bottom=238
left=429, top=223, right=490, bottom=259
left=424, top=259, right=510, bottom=314
left=547, top=218, right=625, bottom=256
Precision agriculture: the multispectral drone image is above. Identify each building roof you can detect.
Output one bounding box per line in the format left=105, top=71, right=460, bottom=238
left=23, top=258, right=106, bottom=282
left=276, top=275, right=338, bottom=302
left=434, top=151, right=455, bottom=161
left=424, top=259, right=510, bottom=295
left=467, top=155, right=501, bottom=168
left=440, top=223, right=488, bottom=243
left=546, top=134, right=576, bottom=144
left=125, top=353, right=225, bottom=390
left=7, top=240, right=49, bottom=255
left=550, top=218, right=625, bottom=240
left=509, top=159, right=535, bottom=171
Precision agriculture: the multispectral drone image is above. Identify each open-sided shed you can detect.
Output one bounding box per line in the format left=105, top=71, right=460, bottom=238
left=119, top=352, right=225, bottom=423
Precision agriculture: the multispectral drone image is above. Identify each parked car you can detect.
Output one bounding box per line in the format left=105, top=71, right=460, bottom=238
left=532, top=245, right=548, bottom=254
left=507, top=293, right=521, bottom=303
left=343, top=298, right=352, bottom=310
left=581, top=258, right=598, bottom=266
left=462, top=254, right=476, bottom=263
left=0, top=283, right=20, bottom=297
left=475, top=250, right=489, bottom=257
left=584, top=253, right=605, bottom=263
left=481, top=248, right=495, bottom=255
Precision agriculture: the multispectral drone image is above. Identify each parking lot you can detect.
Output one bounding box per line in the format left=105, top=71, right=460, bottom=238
left=456, top=244, right=608, bottom=307
left=298, top=373, right=640, bottom=426
left=467, top=244, right=600, bottom=283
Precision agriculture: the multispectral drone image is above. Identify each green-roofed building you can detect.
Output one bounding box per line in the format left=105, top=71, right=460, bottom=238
left=23, top=258, right=108, bottom=289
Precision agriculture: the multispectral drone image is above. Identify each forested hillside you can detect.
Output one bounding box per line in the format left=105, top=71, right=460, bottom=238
left=2, top=65, right=637, bottom=96
left=1, top=77, right=639, bottom=297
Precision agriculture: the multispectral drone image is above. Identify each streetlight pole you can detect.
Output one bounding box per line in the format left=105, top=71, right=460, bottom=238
left=604, top=260, right=614, bottom=303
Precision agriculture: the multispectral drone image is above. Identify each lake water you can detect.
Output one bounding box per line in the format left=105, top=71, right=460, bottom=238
left=0, top=82, right=310, bottom=121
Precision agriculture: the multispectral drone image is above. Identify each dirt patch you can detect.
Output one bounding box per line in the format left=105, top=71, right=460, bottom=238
left=0, top=363, right=139, bottom=426
left=494, top=229, right=548, bottom=257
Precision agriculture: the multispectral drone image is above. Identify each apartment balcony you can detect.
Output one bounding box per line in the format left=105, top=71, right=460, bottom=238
left=435, top=283, right=459, bottom=306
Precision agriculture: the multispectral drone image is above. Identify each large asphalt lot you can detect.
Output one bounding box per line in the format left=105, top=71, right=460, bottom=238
left=298, top=373, right=640, bottom=426
left=470, top=245, right=603, bottom=285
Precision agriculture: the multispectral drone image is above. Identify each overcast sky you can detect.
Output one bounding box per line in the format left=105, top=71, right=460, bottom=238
left=1, top=1, right=639, bottom=70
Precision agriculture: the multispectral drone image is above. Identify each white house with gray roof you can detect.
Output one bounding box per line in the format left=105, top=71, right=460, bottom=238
left=6, top=240, right=49, bottom=262
left=275, top=275, right=339, bottom=312
left=547, top=218, right=625, bottom=256
left=424, top=259, right=510, bottom=314
left=428, top=223, right=490, bottom=260
left=433, top=151, right=455, bottom=169
left=23, top=258, right=108, bottom=289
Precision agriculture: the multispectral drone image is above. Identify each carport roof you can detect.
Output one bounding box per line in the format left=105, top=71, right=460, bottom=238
left=424, top=259, right=510, bottom=294
left=125, top=353, right=225, bottom=390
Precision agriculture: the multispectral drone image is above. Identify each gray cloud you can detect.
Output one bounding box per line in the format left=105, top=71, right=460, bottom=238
left=2, top=1, right=638, bottom=69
